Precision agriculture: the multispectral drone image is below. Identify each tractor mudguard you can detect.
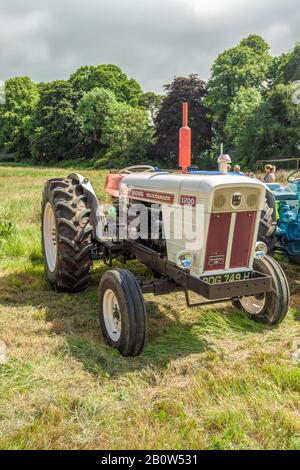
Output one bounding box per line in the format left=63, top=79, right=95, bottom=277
left=68, top=173, right=103, bottom=242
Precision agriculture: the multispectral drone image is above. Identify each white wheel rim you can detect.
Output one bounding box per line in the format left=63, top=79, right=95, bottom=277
left=44, top=203, right=57, bottom=273
left=240, top=294, right=266, bottom=315
left=103, top=290, right=122, bottom=341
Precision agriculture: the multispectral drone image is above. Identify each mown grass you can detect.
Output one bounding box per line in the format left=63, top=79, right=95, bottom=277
left=0, top=166, right=300, bottom=450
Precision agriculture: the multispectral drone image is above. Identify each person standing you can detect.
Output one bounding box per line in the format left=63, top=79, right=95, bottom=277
left=264, top=165, right=276, bottom=183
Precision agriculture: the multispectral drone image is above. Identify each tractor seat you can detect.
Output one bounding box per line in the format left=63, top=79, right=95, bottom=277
left=266, top=183, right=298, bottom=202
left=105, top=173, right=124, bottom=197
left=274, top=189, right=298, bottom=202
left=266, top=183, right=282, bottom=191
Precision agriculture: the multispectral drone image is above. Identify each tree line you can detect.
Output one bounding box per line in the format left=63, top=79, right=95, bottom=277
left=0, top=35, right=299, bottom=169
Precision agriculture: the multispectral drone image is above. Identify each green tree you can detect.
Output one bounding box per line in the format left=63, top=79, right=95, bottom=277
left=150, top=74, right=212, bottom=168
left=207, top=34, right=272, bottom=139
left=225, top=87, right=262, bottom=153
left=0, top=76, right=39, bottom=157
left=279, top=44, right=300, bottom=84
left=266, top=83, right=300, bottom=157
left=268, top=53, right=291, bottom=87
left=229, top=82, right=300, bottom=166
left=78, top=87, right=117, bottom=151
left=78, top=87, right=153, bottom=167
left=27, top=80, right=83, bottom=163
left=101, top=101, right=153, bottom=168
left=240, top=34, right=270, bottom=55
left=70, top=64, right=142, bottom=106
left=140, top=91, right=164, bottom=122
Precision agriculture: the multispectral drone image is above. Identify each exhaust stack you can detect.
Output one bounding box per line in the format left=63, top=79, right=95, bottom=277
left=218, top=144, right=232, bottom=174
left=179, top=102, right=191, bottom=174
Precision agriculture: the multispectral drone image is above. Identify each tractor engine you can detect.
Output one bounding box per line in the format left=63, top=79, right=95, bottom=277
left=277, top=202, right=300, bottom=242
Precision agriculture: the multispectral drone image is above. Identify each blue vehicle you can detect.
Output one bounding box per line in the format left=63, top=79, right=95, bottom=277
left=259, top=170, right=300, bottom=263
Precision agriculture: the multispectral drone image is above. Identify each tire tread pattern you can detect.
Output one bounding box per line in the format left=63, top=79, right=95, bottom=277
left=42, top=177, right=93, bottom=293
left=99, top=269, right=147, bottom=357
left=233, top=255, right=290, bottom=326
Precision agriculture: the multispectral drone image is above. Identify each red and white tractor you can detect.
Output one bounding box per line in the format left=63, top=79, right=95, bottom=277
left=41, top=104, right=290, bottom=357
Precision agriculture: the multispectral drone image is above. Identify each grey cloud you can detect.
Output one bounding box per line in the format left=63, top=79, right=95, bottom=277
left=0, top=0, right=299, bottom=92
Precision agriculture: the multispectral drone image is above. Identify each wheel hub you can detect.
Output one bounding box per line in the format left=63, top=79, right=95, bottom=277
left=103, top=290, right=122, bottom=341
left=43, top=203, right=57, bottom=273
left=240, top=294, right=266, bottom=315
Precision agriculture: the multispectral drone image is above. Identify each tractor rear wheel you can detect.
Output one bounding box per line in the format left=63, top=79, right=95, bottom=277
left=42, top=176, right=94, bottom=292
left=232, top=256, right=290, bottom=326
left=99, top=269, right=147, bottom=357
left=258, top=188, right=277, bottom=255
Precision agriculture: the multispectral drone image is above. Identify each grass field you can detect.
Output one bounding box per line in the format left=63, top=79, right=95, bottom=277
left=0, top=165, right=300, bottom=450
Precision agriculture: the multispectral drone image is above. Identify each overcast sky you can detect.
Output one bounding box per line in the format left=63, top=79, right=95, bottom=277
left=0, top=0, right=299, bottom=92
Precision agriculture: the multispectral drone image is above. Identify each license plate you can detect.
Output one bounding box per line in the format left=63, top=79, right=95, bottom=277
left=201, top=271, right=252, bottom=285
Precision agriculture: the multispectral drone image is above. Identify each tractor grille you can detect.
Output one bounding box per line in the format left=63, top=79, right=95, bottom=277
left=204, top=211, right=257, bottom=272
left=230, top=212, right=257, bottom=269
left=204, top=213, right=231, bottom=271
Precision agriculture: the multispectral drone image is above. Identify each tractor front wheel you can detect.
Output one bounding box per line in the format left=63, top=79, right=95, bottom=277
left=99, top=269, right=147, bottom=357
left=42, top=176, right=94, bottom=292
left=232, top=256, right=290, bottom=326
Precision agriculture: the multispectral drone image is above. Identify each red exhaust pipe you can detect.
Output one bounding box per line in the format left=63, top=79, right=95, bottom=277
left=179, top=102, right=191, bottom=174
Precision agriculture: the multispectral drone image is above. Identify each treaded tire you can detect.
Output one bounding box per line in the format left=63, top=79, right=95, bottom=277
left=258, top=188, right=277, bottom=255
left=42, top=176, right=93, bottom=292
left=232, top=256, right=290, bottom=326
left=99, top=269, right=147, bottom=357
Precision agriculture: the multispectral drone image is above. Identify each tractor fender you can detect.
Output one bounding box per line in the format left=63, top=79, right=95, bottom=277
left=68, top=173, right=103, bottom=242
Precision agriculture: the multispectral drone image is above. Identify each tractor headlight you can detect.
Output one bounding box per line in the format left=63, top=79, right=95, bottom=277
left=247, top=193, right=259, bottom=209
left=176, top=251, right=194, bottom=270
left=254, top=242, right=267, bottom=260
left=214, top=194, right=226, bottom=210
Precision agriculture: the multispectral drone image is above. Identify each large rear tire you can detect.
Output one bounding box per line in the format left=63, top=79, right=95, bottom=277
left=42, top=176, right=94, bottom=292
left=232, top=256, right=290, bottom=326
left=99, top=269, right=147, bottom=357
left=258, top=188, right=277, bottom=255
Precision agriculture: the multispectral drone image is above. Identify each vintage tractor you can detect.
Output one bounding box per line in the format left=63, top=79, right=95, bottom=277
left=259, top=170, right=300, bottom=263
left=41, top=104, right=290, bottom=357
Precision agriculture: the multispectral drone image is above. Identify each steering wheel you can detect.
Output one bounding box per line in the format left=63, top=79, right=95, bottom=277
left=287, top=170, right=300, bottom=184
left=119, top=165, right=156, bottom=175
